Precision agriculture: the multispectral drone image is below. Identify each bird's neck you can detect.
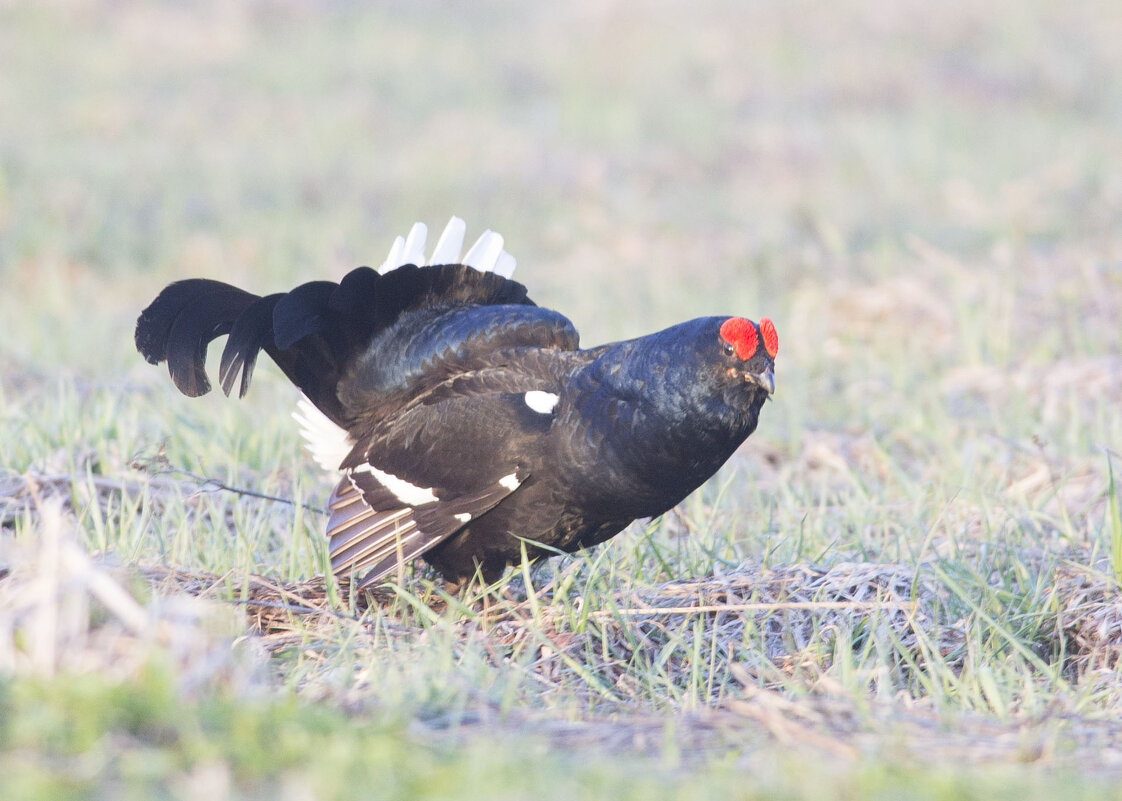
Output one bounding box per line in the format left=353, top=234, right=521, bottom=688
left=576, top=338, right=765, bottom=515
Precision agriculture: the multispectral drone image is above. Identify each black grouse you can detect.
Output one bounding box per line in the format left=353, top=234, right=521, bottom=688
left=135, top=218, right=778, bottom=589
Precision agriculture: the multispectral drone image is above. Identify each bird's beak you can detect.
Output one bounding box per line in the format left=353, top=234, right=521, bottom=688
left=746, top=365, right=775, bottom=395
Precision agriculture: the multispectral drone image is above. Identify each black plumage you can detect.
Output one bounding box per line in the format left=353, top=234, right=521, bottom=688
left=135, top=222, right=777, bottom=588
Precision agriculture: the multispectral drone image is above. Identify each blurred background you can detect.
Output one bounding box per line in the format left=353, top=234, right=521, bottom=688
left=4, top=5, right=1122, bottom=789
left=1, top=0, right=1119, bottom=535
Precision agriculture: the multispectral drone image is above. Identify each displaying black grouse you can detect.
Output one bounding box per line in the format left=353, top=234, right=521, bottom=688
left=135, top=218, right=778, bottom=589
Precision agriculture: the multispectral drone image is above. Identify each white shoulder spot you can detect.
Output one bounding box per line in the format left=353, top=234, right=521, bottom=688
left=292, top=396, right=353, bottom=473
left=454, top=512, right=472, bottom=523
left=524, top=390, right=559, bottom=414
left=353, top=464, right=438, bottom=506
left=499, top=472, right=521, bottom=491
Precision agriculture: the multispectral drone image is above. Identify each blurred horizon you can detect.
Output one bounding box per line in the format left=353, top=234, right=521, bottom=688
left=1, top=0, right=1119, bottom=423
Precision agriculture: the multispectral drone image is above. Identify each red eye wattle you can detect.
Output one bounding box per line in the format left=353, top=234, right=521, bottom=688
left=719, top=317, right=758, bottom=360
left=760, top=318, right=778, bottom=359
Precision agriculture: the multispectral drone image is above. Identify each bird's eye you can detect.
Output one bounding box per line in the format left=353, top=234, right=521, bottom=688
left=718, top=317, right=757, bottom=360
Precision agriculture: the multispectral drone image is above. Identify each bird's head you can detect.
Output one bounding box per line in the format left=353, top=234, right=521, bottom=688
left=717, top=316, right=777, bottom=396
left=604, top=314, right=778, bottom=428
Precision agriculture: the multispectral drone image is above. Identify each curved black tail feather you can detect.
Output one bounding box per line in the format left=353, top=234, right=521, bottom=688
left=135, top=279, right=259, bottom=398
left=135, top=263, right=536, bottom=426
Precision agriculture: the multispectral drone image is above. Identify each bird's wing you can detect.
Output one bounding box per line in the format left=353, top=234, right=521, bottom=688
left=337, top=302, right=579, bottom=424
left=326, top=466, right=523, bottom=589
left=326, top=378, right=563, bottom=588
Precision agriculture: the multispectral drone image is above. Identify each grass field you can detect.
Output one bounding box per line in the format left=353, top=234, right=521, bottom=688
left=3, top=1, right=1122, bottom=798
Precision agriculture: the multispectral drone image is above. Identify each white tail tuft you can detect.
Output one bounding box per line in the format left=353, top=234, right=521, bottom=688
left=399, top=222, right=428, bottom=267
left=493, top=251, right=517, bottom=279
left=292, top=396, right=353, bottom=473
left=429, top=217, right=466, bottom=264
left=379, top=217, right=516, bottom=277
left=379, top=235, right=405, bottom=273
left=461, top=230, right=502, bottom=271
